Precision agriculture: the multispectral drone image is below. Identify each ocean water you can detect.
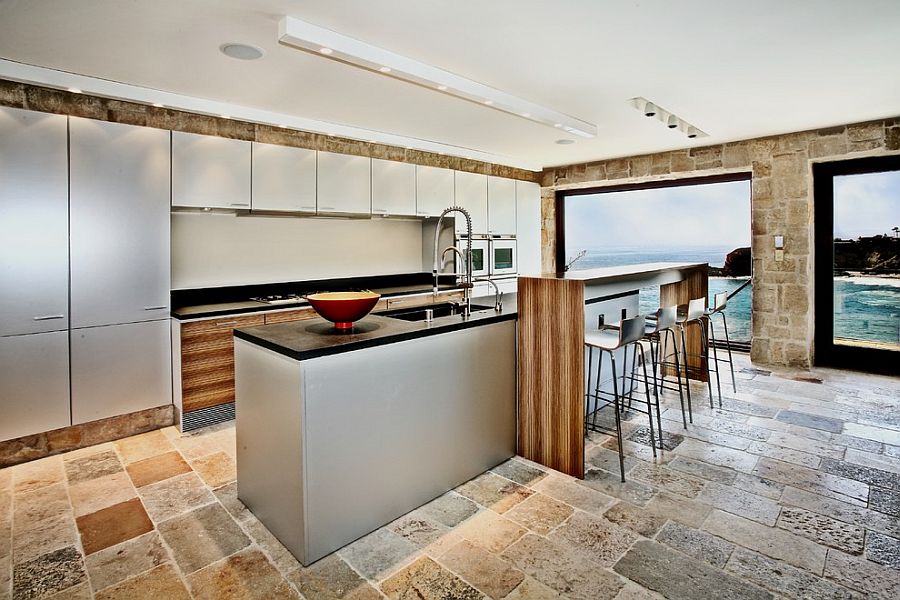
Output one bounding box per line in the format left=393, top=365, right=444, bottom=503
left=569, top=248, right=900, bottom=347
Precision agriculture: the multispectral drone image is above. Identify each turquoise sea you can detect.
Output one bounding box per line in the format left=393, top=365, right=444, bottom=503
left=570, top=247, right=899, bottom=347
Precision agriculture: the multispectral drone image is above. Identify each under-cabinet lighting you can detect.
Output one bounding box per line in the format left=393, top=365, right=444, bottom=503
left=68, top=87, right=82, bottom=93
left=277, top=16, right=597, bottom=138
left=152, top=103, right=164, bottom=108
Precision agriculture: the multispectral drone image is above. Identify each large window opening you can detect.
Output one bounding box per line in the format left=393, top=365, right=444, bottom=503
left=558, top=174, right=752, bottom=346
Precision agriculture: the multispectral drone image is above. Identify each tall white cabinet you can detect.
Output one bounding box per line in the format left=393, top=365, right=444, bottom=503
left=69, top=118, right=172, bottom=424
left=0, top=107, right=71, bottom=441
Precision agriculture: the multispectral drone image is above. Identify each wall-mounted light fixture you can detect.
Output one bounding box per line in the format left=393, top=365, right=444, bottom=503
left=628, top=97, right=707, bottom=139
left=278, top=16, right=598, bottom=138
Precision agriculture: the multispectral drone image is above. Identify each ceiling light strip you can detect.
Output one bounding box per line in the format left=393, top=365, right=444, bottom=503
left=278, top=16, right=597, bottom=138
left=0, top=58, right=541, bottom=171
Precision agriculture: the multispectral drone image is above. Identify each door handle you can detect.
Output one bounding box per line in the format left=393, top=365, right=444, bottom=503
left=144, top=306, right=167, bottom=311
left=33, top=314, right=64, bottom=320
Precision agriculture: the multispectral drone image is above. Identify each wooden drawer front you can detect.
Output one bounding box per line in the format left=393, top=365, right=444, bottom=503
left=386, top=295, right=434, bottom=310
left=181, top=314, right=264, bottom=413
left=264, top=308, right=317, bottom=324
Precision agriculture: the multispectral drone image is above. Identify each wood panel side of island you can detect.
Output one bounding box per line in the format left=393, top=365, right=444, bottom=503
left=660, top=264, right=709, bottom=381
left=517, top=276, right=585, bottom=478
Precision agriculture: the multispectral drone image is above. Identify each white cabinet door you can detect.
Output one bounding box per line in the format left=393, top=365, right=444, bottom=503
left=172, top=131, right=251, bottom=209
left=71, top=320, right=172, bottom=425
left=0, top=332, right=70, bottom=442
left=487, top=176, right=517, bottom=235
left=252, top=142, right=316, bottom=212
left=454, top=171, right=488, bottom=235
left=415, top=166, right=454, bottom=217
left=316, top=152, right=371, bottom=215
left=516, top=181, right=542, bottom=275
left=70, top=118, right=171, bottom=328
left=371, top=159, right=416, bottom=216
left=0, top=107, right=69, bottom=336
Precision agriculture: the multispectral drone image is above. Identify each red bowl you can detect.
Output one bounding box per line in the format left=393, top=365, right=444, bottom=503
left=306, top=291, right=381, bottom=330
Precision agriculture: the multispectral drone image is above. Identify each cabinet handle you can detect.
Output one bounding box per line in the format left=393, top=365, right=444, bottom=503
left=33, top=314, right=64, bottom=321
left=372, top=208, right=387, bottom=213
left=216, top=321, right=238, bottom=327
left=144, top=306, right=167, bottom=311
left=300, top=206, right=316, bottom=210
left=230, top=202, right=249, bottom=207
left=319, top=206, right=336, bottom=211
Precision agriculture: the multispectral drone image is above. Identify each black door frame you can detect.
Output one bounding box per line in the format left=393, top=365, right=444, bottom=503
left=812, top=155, right=900, bottom=375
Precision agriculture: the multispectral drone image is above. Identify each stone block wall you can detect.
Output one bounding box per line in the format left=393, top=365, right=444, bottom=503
left=540, top=118, right=900, bottom=368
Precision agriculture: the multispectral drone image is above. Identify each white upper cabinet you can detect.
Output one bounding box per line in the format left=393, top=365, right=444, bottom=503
left=0, top=107, right=69, bottom=336
left=415, top=166, right=454, bottom=218
left=515, top=181, right=542, bottom=275
left=70, top=118, right=171, bottom=328
left=487, top=176, right=517, bottom=235
left=316, top=152, right=371, bottom=215
left=172, top=131, right=251, bottom=209
left=454, top=171, right=488, bottom=235
left=371, top=159, right=416, bottom=216
left=251, top=142, right=317, bottom=213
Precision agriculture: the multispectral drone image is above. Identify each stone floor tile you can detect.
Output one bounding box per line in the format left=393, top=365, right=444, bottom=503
left=286, top=553, right=378, bottom=600
left=781, top=485, right=900, bottom=539
left=870, top=486, right=900, bottom=516
left=59, top=442, right=115, bottom=463
left=702, top=509, right=827, bottom=573
left=439, top=539, right=524, bottom=599
left=11, top=514, right=77, bottom=565
left=419, top=491, right=479, bottom=528
left=138, top=472, right=215, bottom=522
left=704, top=418, right=772, bottom=442
left=676, top=424, right=753, bottom=450
left=12, top=483, right=70, bottom=530
left=844, top=448, right=900, bottom=475
left=746, top=440, right=822, bottom=468
left=866, top=531, right=900, bottom=570
left=12, top=547, right=86, bottom=600
left=212, top=482, right=253, bottom=523
left=655, top=521, right=734, bottom=567
left=824, top=548, right=900, bottom=598
left=243, top=516, right=301, bottom=574
left=776, top=506, right=865, bottom=554
left=1, top=553, right=9, bottom=599
left=626, top=427, right=684, bottom=451
left=746, top=416, right=791, bottom=432
left=381, top=555, right=483, bottom=600
left=547, top=510, right=637, bottom=568
left=531, top=474, right=616, bottom=515
left=68, top=471, right=136, bottom=517
left=389, top=514, right=449, bottom=548
left=490, top=459, right=548, bottom=487
left=613, top=540, right=772, bottom=600
left=94, top=563, right=190, bottom=600
left=766, top=431, right=845, bottom=459
left=585, top=446, right=640, bottom=475
left=726, top=548, right=861, bottom=600
left=44, top=581, right=92, bottom=599
left=629, top=463, right=705, bottom=498
left=820, top=457, right=900, bottom=489
left=13, top=456, right=64, bottom=494
left=75, top=497, right=153, bottom=555
left=84, top=531, right=168, bottom=591
left=667, top=455, right=737, bottom=484
left=63, top=450, right=123, bottom=485
left=732, top=473, right=785, bottom=500
left=643, top=491, right=713, bottom=528
left=456, top=472, right=533, bottom=514
left=698, top=481, right=781, bottom=525
left=125, top=451, right=191, bottom=488
left=338, top=527, right=418, bottom=581
left=776, top=409, right=845, bottom=433
left=843, top=423, right=900, bottom=446
left=579, top=469, right=656, bottom=506
left=501, top=533, right=625, bottom=600
left=188, top=549, right=299, bottom=600
left=603, top=437, right=679, bottom=465
left=503, top=575, right=562, bottom=600
left=753, top=458, right=869, bottom=506
left=832, top=433, right=884, bottom=453
left=503, top=493, right=573, bottom=535
left=675, top=438, right=759, bottom=472
left=603, top=501, right=668, bottom=537
left=113, top=430, right=174, bottom=464
left=158, top=503, right=249, bottom=574
left=190, top=451, right=236, bottom=489
left=421, top=529, right=464, bottom=560
left=452, top=510, right=526, bottom=554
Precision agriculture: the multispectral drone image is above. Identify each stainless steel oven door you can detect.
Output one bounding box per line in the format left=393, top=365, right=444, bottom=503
left=490, top=238, right=517, bottom=276
left=459, top=238, right=489, bottom=278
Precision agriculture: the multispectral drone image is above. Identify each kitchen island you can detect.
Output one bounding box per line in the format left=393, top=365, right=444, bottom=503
left=517, top=262, right=708, bottom=478
left=233, top=302, right=517, bottom=565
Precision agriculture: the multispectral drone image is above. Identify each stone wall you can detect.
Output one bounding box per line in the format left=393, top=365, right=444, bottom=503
left=540, top=118, right=900, bottom=368
left=0, top=79, right=540, bottom=183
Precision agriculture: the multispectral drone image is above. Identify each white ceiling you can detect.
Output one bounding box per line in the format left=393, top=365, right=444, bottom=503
left=1, top=0, right=898, bottom=170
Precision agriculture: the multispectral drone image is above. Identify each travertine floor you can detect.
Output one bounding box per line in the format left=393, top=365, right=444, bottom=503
left=1, top=353, right=899, bottom=600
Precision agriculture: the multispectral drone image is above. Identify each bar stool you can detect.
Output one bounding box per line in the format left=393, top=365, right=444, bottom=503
left=675, top=298, right=718, bottom=409
left=704, top=291, right=737, bottom=394
left=642, top=306, right=691, bottom=431
left=584, top=315, right=657, bottom=482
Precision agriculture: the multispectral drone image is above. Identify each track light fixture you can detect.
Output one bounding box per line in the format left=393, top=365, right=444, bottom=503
left=629, top=97, right=707, bottom=139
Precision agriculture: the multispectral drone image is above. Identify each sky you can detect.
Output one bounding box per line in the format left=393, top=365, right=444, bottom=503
left=834, top=171, right=900, bottom=239
left=564, top=179, right=751, bottom=251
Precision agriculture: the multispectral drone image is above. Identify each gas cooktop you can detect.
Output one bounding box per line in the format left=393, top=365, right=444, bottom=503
left=251, top=294, right=303, bottom=305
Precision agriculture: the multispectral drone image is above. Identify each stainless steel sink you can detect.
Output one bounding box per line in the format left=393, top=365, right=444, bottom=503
left=379, top=302, right=494, bottom=322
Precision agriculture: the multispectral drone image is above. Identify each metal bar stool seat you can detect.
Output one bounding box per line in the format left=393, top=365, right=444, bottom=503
left=704, top=291, right=737, bottom=394
left=584, top=315, right=657, bottom=482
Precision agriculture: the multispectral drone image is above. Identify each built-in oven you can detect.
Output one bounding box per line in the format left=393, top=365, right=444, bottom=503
left=489, top=238, right=517, bottom=276
left=461, top=238, right=490, bottom=278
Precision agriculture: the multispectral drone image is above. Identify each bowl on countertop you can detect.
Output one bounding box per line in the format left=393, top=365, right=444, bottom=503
left=305, top=291, right=381, bottom=331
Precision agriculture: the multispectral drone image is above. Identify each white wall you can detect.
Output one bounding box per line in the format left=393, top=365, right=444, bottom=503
left=172, top=213, right=424, bottom=289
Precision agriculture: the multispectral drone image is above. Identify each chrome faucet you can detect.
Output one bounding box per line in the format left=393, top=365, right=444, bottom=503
left=433, top=206, right=473, bottom=318
left=473, top=277, right=503, bottom=312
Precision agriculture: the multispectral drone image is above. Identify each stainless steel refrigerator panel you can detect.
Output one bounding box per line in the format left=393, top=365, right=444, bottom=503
left=71, top=320, right=172, bottom=425
left=69, top=118, right=171, bottom=328
left=0, top=331, right=70, bottom=442
left=0, top=107, right=69, bottom=336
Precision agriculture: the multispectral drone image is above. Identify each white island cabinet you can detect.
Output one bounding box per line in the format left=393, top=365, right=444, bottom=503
left=251, top=142, right=317, bottom=213
left=316, top=152, right=371, bottom=216
left=371, top=158, right=416, bottom=216
left=172, top=131, right=251, bottom=209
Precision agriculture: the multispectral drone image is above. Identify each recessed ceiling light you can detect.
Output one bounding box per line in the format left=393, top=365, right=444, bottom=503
left=279, top=124, right=288, bottom=128
left=152, top=103, right=164, bottom=108
left=553, top=123, right=562, bottom=128
left=483, top=100, right=494, bottom=105
left=220, top=115, right=231, bottom=119
left=319, top=47, right=333, bottom=55
left=220, top=43, right=264, bottom=61
left=68, top=87, right=82, bottom=94
left=437, top=85, right=448, bottom=91
left=522, top=112, right=531, bottom=118
left=555, top=139, right=575, bottom=145
left=379, top=66, right=392, bottom=73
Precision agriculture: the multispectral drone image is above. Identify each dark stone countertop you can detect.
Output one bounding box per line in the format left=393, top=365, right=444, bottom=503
left=233, top=300, right=517, bottom=361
